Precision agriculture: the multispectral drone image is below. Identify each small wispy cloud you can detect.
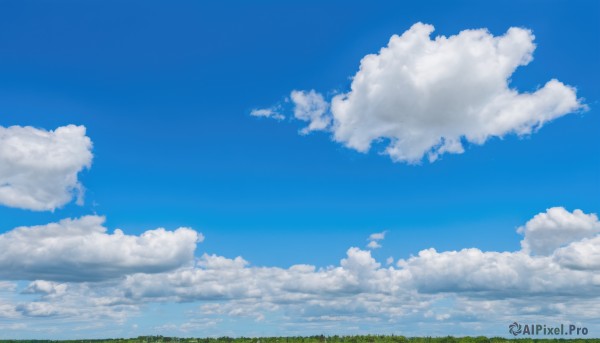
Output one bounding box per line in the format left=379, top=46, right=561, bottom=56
left=250, top=107, right=285, bottom=120
left=366, top=240, right=382, bottom=249
left=368, top=231, right=387, bottom=241
left=366, top=230, right=387, bottom=249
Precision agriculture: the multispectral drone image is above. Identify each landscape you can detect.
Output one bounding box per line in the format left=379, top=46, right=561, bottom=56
left=0, top=0, right=598, bottom=340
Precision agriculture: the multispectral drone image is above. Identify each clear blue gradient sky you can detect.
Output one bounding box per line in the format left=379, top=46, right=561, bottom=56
left=0, top=0, right=598, bottom=338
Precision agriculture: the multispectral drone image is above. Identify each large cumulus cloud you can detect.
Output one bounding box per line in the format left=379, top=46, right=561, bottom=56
left=254, top=23, right=584, bottom=163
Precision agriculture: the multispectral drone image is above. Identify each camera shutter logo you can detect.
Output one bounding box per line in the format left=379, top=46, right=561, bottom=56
left=509, top=322, right=523, bottom=336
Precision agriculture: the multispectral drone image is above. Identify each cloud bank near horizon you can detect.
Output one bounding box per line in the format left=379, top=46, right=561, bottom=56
left=0, top=207, right=598, bottom=336
left=252, top=23, right=584, bottom=163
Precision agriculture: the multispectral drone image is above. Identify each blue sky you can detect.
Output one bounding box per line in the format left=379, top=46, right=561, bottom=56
left=0, top=0, right=599, bottom=339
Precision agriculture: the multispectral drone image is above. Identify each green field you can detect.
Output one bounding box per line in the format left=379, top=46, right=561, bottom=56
left=0, top=336, right=598, bottom=343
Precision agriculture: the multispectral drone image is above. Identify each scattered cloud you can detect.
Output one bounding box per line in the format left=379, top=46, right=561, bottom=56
left=0, top=215, right=202, bottom=281
left=22, top=281, right=68, bottom=295
left=366, top=230, right=387, bottom=249
left=290, top=90, right=330, bottom=135
left=0, top=281, right=17, bottom=292
left=250, top=107, right=285, bottom=120
left=254, top=23, right=584, bottom=163
left=0, top=124, right=93, bottom=211
left=0, top=207, right=599, bottom=335
left=15, top=301, right=77, bottom=318
left=368, top=231, right=387, bottom=241
left=366, top=240, right=381, bottom=249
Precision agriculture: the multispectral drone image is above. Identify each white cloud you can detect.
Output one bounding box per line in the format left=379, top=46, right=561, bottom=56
left=250, top=107, right=285, bottom=120
left=22, top=281, right=67, bottom=295
left=398, top=207, right=600, bottom=295
left=0, top=215, right=202, bottom=281
left=15, top=301, right=77, bottom=318
left=197, top=254, right=249, bottom=270
left=257, top=23, right=584, bottom=163
left=332, top=23, right=584, bottom=163
left=116, top=207, right=600, bottom=315
left=366, top=240, right=381, bottom=249
left=368, top=231, right=387, bottom=241
left=11, top=279, right=138, bottom=323
left=367, top=230, right=386, bottom=249
left=290, top=90, right=330, bottom=134
left=553, top=235, right=600, bottom=271
left=398, top=248, right=580, bottom=295
left=1, top=207, right=599, bottom=336
left=517, top=207, right=600, bottom=255
left=0, top=124, right=93, bottom=211
left=0, top=281, right=17, bottom=292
